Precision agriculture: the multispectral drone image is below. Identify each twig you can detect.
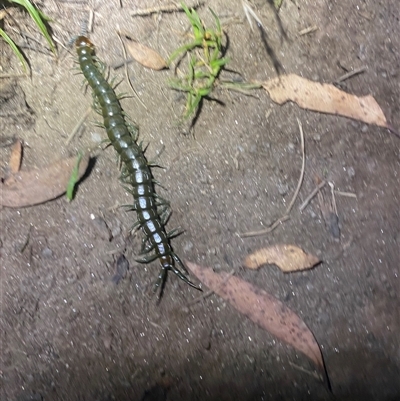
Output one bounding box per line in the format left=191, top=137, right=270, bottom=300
left=334, top=66, right=367, bottom=84
left=242, top=0, right=263, bottom=31
left=288, top=361, right=322, bottom=381
left=298, top=25, right=318, bottom=36
left=87, top=9, right=94, bottom=33
left=299, top=180, right=327, bottom=212
left=18, top=225, right=33, bottom=253
left=116, top=31, right=148, bottom=110
left=284, top=118, right=305, bottom=215
left=239, top=119, right=306, bottom=238
left=334, top=190, right=357, bottom=198
left=66, top=107, right=91, bottom=145
left=131, top=1, right=203, bottom=17
left=328, top=181, right=338, bottom=215
left=239, top=215, right=290, bottom=238
left=0, top=73, right=26, bottom=79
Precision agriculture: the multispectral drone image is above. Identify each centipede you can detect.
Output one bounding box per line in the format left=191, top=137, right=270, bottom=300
left=75, top=36, right=200, bottom=296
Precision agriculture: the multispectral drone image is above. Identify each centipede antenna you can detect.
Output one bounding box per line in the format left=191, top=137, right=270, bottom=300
left=80, top=17, right=89, bottom=37
left=66, top=35, right=78, bottom=48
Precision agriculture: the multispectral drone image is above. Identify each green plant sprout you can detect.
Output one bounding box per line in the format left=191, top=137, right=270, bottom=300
left=66, top=150, right=84, bottom=201
left=168, top=3, right=229, bottom=121
left=1, top=0, right=56, bottom=73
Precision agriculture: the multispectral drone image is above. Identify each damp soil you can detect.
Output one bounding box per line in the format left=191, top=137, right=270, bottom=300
left=1, top=1, right=399, bottom=400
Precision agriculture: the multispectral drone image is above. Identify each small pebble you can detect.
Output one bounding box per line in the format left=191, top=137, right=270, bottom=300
left=183, top=241, right=193, bottom=252
left=347, top=166, right=356, bottom=178
left=277, top=181, right=289, bottom=196
left=41, top=247, right=53, bottom=258
left=91, top=132, right=103, bottom=143
left=287, top=142, right=296, bottom=152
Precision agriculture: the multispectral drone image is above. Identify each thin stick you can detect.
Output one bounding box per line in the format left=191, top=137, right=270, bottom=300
left=299, top=180, right=327, bottom=212
left=88, top=9, right=94, bottom=33
left=239, top=118, right=306, bottom=238
left=0, top=73, right=26, bottom=79
left=131, top=1, right=203, bottom=17
left=288, top=361, right=321, bottom=380
left=239, top=215, right=290, bottom=238
left=285, top=118, right=305, bottom=214
left=298, top=25, right=318, bottom=36
left=334, top=66, right=367, bottom=84
left=66, top=107, right=91, bottom=145
left=328, top=181, right=338, bottom=215
left=334, top=190, right=357, bottom=198
left=116, top=31, right=148, bottom=110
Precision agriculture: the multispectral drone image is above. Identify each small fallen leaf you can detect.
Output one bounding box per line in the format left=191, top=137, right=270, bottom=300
left=263, top=74, right=388, bottom=128
left=9, top=139, right=23, bottom=173
left=122, top=34, right=167, bottom=70
left=1, top=153, right=90, bottom=208
left=187, top=261, right=326, bottom=377
left=244, top=244, right=320, bottom=272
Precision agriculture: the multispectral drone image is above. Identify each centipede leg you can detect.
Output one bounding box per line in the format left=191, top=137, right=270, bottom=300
left=169, top=263, right=200, bottom=290
left=159, top=207, right=171, bottom=225
left=167, top=229, right=182, bottom=239
left=154, top=267, right=168, bottom=298
left=172, top=253, right=189, bottom=274
left=136, top=252, right=159, bottom=264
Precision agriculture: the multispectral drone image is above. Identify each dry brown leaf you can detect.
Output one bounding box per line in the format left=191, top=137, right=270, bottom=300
left=186, top=261, right=326, bottom=376
left=123, top=36, right=167, bottom=70
left=9, top=139, right=23, bottom=173
left=1, top=153, right=90, bottom=208
left=263, top=74, right=388, bottom=128
left=244, top=244, right=320, bottom=272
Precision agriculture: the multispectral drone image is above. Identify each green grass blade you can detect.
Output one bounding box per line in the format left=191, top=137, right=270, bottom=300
left=10, top=0, right=56, bottom=55
left=66, top=151, right=84, bottom=201
left=0, top=28, right=28, bottom=72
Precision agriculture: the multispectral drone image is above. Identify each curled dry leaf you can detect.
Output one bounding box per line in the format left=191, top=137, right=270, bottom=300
left=263, top=74, right=388, bottom=128
left=1, top=153, right=90, bottom=208
left=244, top=244, right=320, bottom=272
left=186, top=261, right=326, bottom=376
left=123, top=35, right=167, bottom=70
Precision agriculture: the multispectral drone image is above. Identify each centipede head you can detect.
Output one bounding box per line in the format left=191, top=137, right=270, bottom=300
left=75, top=35, right=94, bottom=50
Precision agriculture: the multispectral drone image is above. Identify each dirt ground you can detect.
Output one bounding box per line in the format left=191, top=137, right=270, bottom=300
left=1, top=0, right=399, bottom=400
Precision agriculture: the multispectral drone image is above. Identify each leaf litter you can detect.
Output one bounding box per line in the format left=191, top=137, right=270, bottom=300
left=262, top=74, right=389, bottom=128
left=243, top=244, right=320, bottom=272
left=9, top=138, right=23, bottom=174
left=186, top=261, right=327, bottom=382
left=120, top=31, right=167, bottom=70
left=1, top=153, right=90, bottom=208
